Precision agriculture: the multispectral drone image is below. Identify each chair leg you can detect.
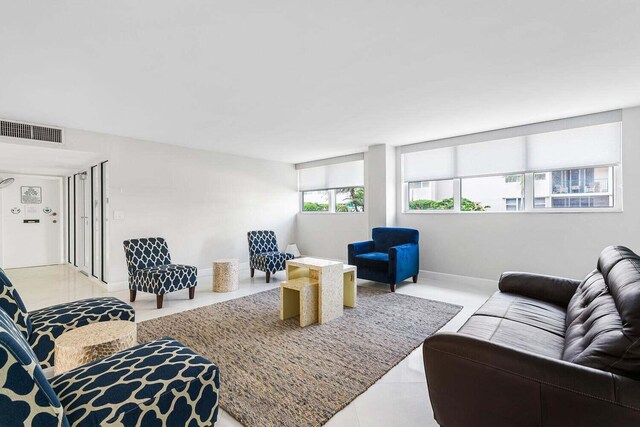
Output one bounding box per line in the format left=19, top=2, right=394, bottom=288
left=250, top=268, right=255, bottom=278
left=156, top=294, right=164, bottom=309
left=266, top=271, right=271, bottom=283
left=129, top=289, right=137, bottom=302
left=412, top=274, right=418, bottom=283
left=390, top=283, right=396, bottom=292
left=189, top=286, right=195, bottom=299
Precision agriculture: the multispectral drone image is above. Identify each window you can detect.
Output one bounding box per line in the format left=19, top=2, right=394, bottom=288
left=401, top=112, right=621, bottom=213
left=336, top=187, right=365, bottom=212
left=297, top=156, right=365, bottom=213
left=460, top=174, right=524, bottom=212
left=407, top=180, right=454, bottom=210
left=533, top=167, right=614, bottom=209
left=302, top=190, right=329, bottom=212
left=505, top=198, right=524, bottom=211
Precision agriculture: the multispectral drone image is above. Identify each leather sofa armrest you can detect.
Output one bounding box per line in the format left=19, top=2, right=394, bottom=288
left=348, top=240, right=375, bottom=264
left=498, top=271, right=581, bottom=308
left=423, top=333, right=640, bottom=425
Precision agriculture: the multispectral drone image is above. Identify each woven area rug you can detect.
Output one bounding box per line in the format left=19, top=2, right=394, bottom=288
left=137, top=286, right=462, bottom=427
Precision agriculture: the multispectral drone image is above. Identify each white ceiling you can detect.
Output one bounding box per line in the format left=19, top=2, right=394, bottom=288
left=0, top=141, right=102, bottom=176
left=0, top=1, right=639, bottom=164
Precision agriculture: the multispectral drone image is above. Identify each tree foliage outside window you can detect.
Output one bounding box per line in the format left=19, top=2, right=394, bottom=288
left=303, top=202, right=329, bottom=211
left=409, top=197, right=489, bottom=211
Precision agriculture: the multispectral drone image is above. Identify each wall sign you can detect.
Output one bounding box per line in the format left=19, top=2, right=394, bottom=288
left=21, top=186, right=42, bottom=204
left=10, top=207, right=21, bottom=214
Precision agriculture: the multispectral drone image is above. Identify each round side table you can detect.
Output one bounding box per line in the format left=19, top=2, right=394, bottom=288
left=213, top=258, right=239, bottom=292
left=54, top=320, right=137, bottom=375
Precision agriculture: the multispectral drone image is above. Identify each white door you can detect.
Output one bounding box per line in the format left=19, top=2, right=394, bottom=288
left=0, top=175, right=63, bottom=269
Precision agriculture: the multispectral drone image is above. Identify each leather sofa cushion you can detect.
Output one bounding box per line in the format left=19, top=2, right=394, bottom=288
left=458, top=292, right=566, bottom=359
left=563, top=246, right=640, bottom=380
left=475, top=292, right=567, bottom=338
left=459, top=315, right=565, bottom=359
left=355, top=252, right=389, bottom=270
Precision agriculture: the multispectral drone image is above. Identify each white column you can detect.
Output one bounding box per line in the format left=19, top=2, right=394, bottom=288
left=366, top=144, right=397, bottom=229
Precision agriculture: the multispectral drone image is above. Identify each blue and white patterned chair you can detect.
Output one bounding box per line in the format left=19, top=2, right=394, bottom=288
left=0, top=308, right=220, bottom=426
left=123, top=238, right=198, bottom=309
left=0, top=268, right=134, bottom=369
left=247, top=230, right=294, bottom=283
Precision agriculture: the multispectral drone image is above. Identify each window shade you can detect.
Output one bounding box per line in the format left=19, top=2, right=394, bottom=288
left=298, top=159, right=364, bottom=191
left=402, top=147, right=455, bottom=182
left=402, top=120, right=621, bottom=182
left=457, top=137, right=526, bottom=178
left=526, top=122, right=621, bottom=171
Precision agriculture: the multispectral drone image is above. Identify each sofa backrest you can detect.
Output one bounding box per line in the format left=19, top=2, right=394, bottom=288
left=372, top=227, right=419, bottom=253
left=247, top=230, right=279, bottom=256
left=0, top=268, right=31, bottom=340
left=123, top=238, right=172, bottom=276
left=0, top=308, right=67, bottom=426
left=563, top=246, right=640, bottom=379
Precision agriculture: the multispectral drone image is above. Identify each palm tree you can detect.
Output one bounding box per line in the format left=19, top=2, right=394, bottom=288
left=335, top=187, right=364, bottom=212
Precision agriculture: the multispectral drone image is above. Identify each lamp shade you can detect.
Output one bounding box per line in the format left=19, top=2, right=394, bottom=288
left=285, top=243, right=301, bottom=258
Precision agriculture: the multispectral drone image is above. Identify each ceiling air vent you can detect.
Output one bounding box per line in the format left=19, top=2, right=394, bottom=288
left=0, top=119, right=63, bottom=143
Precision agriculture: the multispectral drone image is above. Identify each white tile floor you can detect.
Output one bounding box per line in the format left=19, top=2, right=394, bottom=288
left=6, top=265, right=494, bottom=427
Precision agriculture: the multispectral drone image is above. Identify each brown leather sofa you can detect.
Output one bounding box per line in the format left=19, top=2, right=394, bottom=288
left=423, top=246, right=640, bottom=427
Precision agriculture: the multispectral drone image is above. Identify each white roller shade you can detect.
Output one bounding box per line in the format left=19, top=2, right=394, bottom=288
left=457, top=137, right=526, bottom=178
left=298, top=159, right=364, bottom=191
left=402, top=147, right=455, bottom=182
left=527, top=122, right=621, bottom=171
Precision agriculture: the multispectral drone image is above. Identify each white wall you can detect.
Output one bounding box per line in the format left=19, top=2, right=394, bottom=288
left=296, top=212, right=368, bottom=261
left=52, top=129, right=298, bottom=285
left=397, top=106, right=640, bottom=280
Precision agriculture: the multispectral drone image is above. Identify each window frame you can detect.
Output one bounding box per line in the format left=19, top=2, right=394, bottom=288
left=401, top=165, right=622, bottom=214
left=300, top=187, right=366, bottom=214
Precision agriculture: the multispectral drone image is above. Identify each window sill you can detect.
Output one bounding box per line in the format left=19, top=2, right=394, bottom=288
left=298, top=212, right=366, bottom=215
left=401, top=208, right=623, bottom=215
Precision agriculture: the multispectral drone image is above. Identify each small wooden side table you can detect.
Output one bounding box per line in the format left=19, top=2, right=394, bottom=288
left=280, top=278, right=319, bottom=327
left=54, top=320, right=137, bottom=375
left=213, top=258, right=239, bottom=292
left=343, top=264, right=357, bottom=308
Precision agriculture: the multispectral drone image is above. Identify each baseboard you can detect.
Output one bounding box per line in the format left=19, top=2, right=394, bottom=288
left=104, top=262, right=251, bottom=293
left=419, top=269, right=497, bottom=292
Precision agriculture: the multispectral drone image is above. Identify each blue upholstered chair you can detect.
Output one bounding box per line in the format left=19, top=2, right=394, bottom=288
left=123, top=238, right=198, bottom=309
left=0, top=268, right=134, bottom=369
left=348, top=227, right=420, bottom=292
left=0, top=308, right=220, bottom=426
left=247, top=230, right=294, bottom=283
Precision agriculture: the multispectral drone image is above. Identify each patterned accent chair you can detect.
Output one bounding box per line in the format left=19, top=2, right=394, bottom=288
left=348, top=227, right=420, bottom=292
left=247, top=230, right=294, bottom=283
left=0, top=268, right=134, bottom=369
left=0, top=308, right=220, bottom=426
left=123, top=238, right=198, bottom=309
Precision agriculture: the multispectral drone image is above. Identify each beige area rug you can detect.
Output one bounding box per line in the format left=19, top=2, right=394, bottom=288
left=137, top=286, right=462, bottom=427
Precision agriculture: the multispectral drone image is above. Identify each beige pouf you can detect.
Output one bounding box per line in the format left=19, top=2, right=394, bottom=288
left=213, top=258, right=239, bottom=292
left=54, top=320, right=137, bottom=375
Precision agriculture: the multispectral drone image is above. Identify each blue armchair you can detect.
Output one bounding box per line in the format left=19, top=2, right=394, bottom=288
left=247, top=230, right=294, bottom=283
left=123, top=238, right=198, bottom=309
left=0, top=268, right=134, bottom=369
left=0, top=307, right=220, bottom=426
left=348, top=227, right=420, bottom=292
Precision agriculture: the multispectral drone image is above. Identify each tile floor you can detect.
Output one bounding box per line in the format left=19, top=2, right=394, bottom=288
left=6, top=264, right=495, bottom=427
